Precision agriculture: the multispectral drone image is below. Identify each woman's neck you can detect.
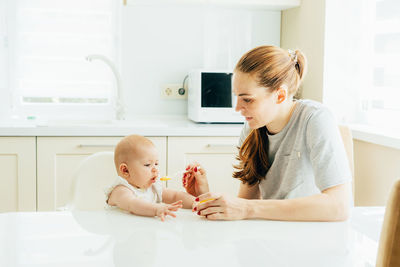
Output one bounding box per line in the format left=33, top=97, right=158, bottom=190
left=266, top=100, right=296, bottom=135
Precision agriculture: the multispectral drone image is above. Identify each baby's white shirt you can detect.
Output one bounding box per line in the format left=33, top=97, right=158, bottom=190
left=106, top=176, right=163, bottom=205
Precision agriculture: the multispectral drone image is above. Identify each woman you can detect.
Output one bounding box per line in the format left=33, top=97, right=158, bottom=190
left=185, top=45, right=352, bottom=221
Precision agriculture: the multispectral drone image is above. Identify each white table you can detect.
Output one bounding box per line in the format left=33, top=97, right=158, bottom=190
left=0, top=207, right=384, bottom=267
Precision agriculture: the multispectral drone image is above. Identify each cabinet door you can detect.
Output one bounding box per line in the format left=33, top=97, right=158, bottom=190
left=167, top=137, right=241, bottom=196
left=37, top=136, right=167, bottom=211
left=0, top=137, right=36, bottom=212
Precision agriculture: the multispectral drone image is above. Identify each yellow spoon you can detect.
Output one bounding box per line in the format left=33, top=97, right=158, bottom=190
left=199, top=198, right=215, bottom=204
left=160, top=167, right=202, bottom=182
left=159, top=170, right=185, bottom=181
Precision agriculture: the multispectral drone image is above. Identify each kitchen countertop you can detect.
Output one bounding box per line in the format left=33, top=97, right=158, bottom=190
left=0, top=116, right=244, bottom=137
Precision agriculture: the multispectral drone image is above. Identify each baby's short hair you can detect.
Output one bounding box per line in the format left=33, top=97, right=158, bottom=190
left=114, top=135, right=154, bottom=172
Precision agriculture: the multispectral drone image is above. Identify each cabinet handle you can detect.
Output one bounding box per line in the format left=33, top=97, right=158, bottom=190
left=206, top=144, right=236, bottom=149
left=77, top=144, right=116, bottom=148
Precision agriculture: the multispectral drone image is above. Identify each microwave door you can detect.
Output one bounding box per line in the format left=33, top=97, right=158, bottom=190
left=201, top=72, right=232, bottom=108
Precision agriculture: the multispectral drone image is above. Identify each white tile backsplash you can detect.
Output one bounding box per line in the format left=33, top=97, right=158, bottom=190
left=120, top=5, right=281, bottom=118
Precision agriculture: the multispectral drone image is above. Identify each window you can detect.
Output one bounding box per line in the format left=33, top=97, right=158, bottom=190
left=324, top=0, right=400, bottom=131
left=365, top=0, right=400, bottom=127
left=2, top=0, right=118, bottom=121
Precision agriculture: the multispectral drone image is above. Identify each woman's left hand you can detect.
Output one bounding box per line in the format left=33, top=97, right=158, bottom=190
left=193, top=192, right=249, bottom=221
left=183, top=163, right=209, bottom=197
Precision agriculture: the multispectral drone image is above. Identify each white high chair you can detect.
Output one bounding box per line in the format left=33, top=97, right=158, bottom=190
left=68, top=151, right=116, bottom=211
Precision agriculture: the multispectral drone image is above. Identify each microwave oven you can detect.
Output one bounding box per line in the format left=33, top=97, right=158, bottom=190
left=187, top=69, right=244, bottom=123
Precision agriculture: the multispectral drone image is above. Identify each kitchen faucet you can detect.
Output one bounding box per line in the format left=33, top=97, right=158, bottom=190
left=86, top=54, right=125, bottom=120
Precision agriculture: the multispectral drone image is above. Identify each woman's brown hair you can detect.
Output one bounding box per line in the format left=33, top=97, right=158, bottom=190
left=233, top=45, right=307, bottom=186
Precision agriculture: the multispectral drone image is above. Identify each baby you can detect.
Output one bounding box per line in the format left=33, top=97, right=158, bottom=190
left=107, top=134, right=208, bottom=221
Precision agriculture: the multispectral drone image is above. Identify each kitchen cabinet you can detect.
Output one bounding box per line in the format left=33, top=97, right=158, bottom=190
left=36, top=137, right=167, bottom=211
left=2, top=135, right=241, bottom=212
left=0, top=137, right=36, bottom=212
left=167, top=136, right=241, bottom=196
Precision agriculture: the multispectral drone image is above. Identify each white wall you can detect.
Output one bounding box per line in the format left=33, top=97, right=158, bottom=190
left=280, top=0, right=325, bottom=102
left=120, top=5, right=281, bottom=117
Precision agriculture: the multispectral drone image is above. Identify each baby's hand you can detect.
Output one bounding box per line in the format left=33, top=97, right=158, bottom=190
left=155, top=200, right=183, bottom=222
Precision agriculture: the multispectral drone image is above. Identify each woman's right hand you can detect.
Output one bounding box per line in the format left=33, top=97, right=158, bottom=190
left=155, top=200, right=182, bottom=222
left=183, top=163, right=209, bottom=197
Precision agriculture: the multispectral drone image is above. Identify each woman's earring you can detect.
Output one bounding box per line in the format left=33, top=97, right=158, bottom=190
left=277, top=93, right=285, bottom=104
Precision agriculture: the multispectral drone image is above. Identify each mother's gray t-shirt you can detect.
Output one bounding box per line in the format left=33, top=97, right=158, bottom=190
left=238, top=99, right=352, bottom=199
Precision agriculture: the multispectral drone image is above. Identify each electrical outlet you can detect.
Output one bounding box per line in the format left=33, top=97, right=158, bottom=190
left=161, top=84, right=187, bottom=99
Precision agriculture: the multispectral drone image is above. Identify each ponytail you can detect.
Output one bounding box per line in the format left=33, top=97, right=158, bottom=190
left=294, top=49, right=307, bottom=82
left=233, top=127, right=269, bottom=185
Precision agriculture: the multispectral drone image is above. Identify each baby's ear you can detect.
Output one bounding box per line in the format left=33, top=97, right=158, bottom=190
left=119, top=163, right=129, bottom=177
